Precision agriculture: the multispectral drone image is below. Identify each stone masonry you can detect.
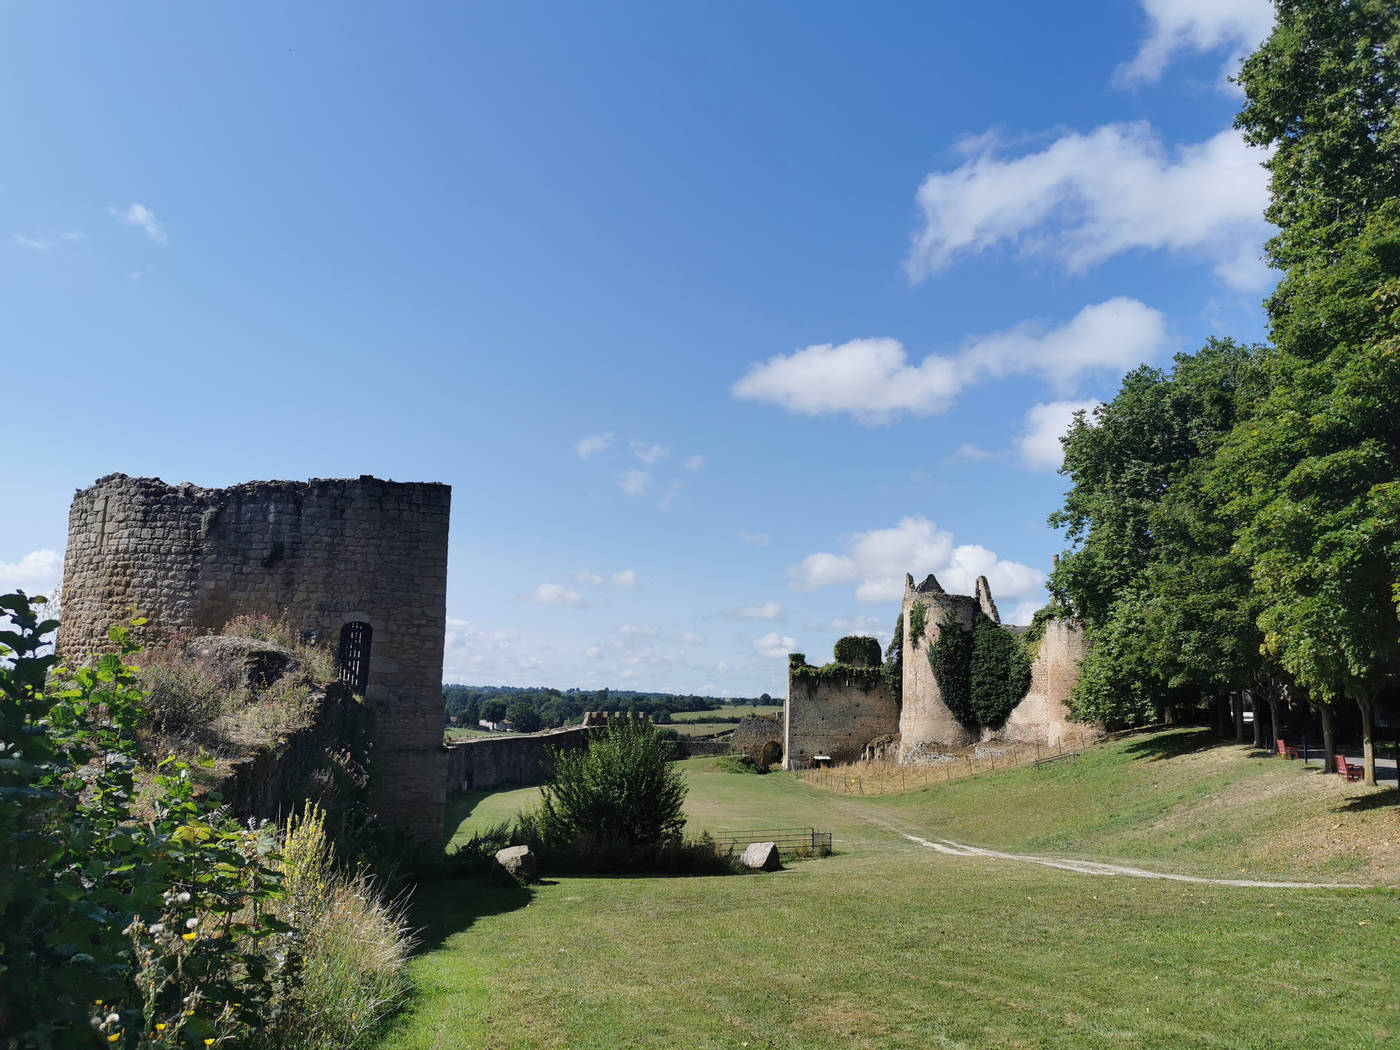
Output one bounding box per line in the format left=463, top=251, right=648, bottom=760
left=785, top=571, right=1089, bottom=767
left=59, top=473, right=451, bottom=841
left=783, top=651, right=899, bottom=768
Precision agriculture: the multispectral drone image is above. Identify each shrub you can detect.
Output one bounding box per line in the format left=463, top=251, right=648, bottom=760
left=832, top=635, right=882, bottom=667
left=528, top=721, right=687, bottom=869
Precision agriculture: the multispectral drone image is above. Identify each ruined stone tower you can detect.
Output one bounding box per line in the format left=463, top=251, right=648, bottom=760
left=59, top=474, right=451, bottom=840
left=898, top=572, right=1001, bottom=757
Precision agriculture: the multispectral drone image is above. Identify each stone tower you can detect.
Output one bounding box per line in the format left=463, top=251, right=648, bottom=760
left=59, top=474, right=451, bottom=840
left=897, top=572, right=986, bottom=755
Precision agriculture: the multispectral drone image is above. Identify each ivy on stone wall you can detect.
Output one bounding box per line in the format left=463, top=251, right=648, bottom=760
left=970, top=610, right=1034, bottom=727
left=833, top=635, right=882, bottom=668
left=789, top=662, right=885, bottom=695
left=927, top=610, right=1033, bottom=728
left=927, top=611, right=974, bottom=723
left=907, top=601, right=928, bottom=646
left=1021, top=602, right=1068, bottom=660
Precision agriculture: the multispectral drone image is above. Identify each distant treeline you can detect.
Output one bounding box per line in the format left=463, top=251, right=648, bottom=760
left=442, top=684, right=771, bottom=732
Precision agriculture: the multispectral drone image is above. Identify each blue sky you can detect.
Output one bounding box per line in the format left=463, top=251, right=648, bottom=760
left=2, top=1, right=1277, bottom=697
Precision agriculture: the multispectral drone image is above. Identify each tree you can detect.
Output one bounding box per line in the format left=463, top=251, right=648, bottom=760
left=534, top=722, right=687, bottom=864
left=1224, top=3, right=1400, bottom=781
left=480, top=698, right=508, bottom=724
left=505, top=700, right=542, bottom=733
left=1236, top=0, right=1400, bottom=274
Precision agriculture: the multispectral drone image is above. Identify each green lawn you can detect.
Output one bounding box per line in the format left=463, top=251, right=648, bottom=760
left=670, top=703, right=783, bottom=722
left=388, top=730, right=1400, bottom=1050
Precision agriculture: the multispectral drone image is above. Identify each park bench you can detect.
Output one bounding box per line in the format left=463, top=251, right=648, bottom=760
left=1334, top=754, right=1363, bottom=782
left=1276, top=738, right=1299, bottom=759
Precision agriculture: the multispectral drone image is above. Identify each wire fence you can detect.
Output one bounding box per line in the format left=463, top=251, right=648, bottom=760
left=708, top=826, right=833, bottom=858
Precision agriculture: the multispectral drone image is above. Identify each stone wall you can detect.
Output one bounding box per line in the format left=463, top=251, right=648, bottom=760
left=898, top=573, right=980, bottom=756
left=1004, top=618, right=1094, bottom=748
left=730, top=714, right=782, bottom=754
left=783, top=653, right=899, bottom=768
left=445, top=726, right=592, bottom=791
left=59, top=473, right=451, bottom=841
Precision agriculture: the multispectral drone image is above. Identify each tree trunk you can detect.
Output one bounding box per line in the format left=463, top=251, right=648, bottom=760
left=1317, top=704, right=1336, bottom=773
left=1248, top=689, right=1264, bottom=748
left=1216, top=695, right=1231, bottom=737
left=1356, top=692, right=1377, bottom=786
left=1266, top=695, right=1282, bottom=752
left=1232, top=692, right=1245, bottom=743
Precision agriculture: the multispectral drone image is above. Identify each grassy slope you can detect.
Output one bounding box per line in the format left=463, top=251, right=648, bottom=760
left=670, top=704, right=783, bottom=722
left=391, top=730, right=1400, bottom=1050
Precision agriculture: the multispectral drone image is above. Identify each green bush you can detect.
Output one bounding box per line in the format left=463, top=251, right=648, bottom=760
left=832, top=635, right=882, bottom=668
left=527, top=721, right=687, bottom=869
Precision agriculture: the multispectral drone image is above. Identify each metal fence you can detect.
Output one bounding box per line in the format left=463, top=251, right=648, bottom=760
left=708, top=826, right=833, bottom=857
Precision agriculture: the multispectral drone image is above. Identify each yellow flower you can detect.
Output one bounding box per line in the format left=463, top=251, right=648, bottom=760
left=204, top=1040, right=215, bottom=1047
left=182, top=932, right=197, bottom=941
left=156, top=1023, right=166, bottom=1031
left=108, top=1035, right=121, bottom=1044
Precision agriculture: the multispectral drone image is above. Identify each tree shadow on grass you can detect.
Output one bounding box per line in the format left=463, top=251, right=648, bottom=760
left=1335, top=790, right=1400, bottom=813
left=1121, top=727, right=1227, bottom=761
left=406, top=875, right=536, bottom=956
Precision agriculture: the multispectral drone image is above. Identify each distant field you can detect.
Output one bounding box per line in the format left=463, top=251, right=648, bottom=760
left=671, top=721, right=736, bottom=737
left=395, top=731, right=1400, bottom=1049
left=443, top=726, right=510, bottom=741
left=670, top=703, right=782, bottom=722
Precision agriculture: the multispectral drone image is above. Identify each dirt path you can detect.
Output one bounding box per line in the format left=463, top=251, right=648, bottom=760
left=891, top=828, right=1370, bottom=890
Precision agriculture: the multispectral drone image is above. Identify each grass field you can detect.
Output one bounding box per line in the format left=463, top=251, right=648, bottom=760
left=384, top=729, right=1400, bottom=1050
left=670, top=703, right=783, bottom=722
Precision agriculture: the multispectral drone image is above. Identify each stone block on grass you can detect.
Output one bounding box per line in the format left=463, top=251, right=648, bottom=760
left=739, top=841, right=781, bottom=871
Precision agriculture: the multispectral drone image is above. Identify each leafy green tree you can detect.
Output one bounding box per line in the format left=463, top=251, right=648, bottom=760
left=480, top=698, right=508, bottom=724
left=505, top=700, right=542, bottom=733
left=533, top=722, right=687, bottom=865
left=1235, top=0, right=1400, bottom=274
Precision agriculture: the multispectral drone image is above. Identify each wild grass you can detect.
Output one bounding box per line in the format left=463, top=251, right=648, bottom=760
left=279, top=804, right=414, bottom=1048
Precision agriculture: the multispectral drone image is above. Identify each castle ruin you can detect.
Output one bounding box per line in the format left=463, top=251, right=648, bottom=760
left=783, top=572, right=1089, bottom=767
left=59, top=473, right=451, bottom=840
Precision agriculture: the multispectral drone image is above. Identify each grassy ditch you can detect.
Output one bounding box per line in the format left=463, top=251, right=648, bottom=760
left=399, top=735, right=1399, bottom=1048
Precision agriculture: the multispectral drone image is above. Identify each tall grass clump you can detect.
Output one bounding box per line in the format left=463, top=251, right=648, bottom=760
left=277, top=803, right=414, bottom=1048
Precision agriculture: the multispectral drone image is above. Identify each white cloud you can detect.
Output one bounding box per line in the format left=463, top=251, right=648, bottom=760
left=575, top=570, right=604, bottom=585
left=631, top=442, right=669, bottom=465
left=738, top=531, right=770, bottom=546
left=576, top=432, right=613, bottom=459
left=443, top=617, right=542, bottom=680
left=941, top=443, right=1002, bottom=465
left=725, top=601, right=784, bottom=620
left=788, top=517, right=1044, bottom=603
left=619, top=468, right=650, bottom=495
left=1018, top=400, right=1101, bottom=471
left=733, top=299, right=1169, bottom=424
left=618, top=623, right=660, bottom=637
left=905, top=123, right=1271, bottom=290
left=753, top=632, right=797, bottom=659
left=610, top=569, right=638, bottom=589
left=109, top=202, right=168, bottom=245
left=1118, top=0, right=1275, bottom=86
left=13, top=234, right=52, bottom=251
left=683, top=454, right=707, bottom=471
left=1005, top=600, right=1045, bottom=627
left=681, top=631, right=705, bottom=644
left=805, top=616, right=888, bottom=636
left=0, top=549, right=62, bottom=597
left=657, top=482, right=685, bottom=512
left=531, top=583, right=585, bottom=606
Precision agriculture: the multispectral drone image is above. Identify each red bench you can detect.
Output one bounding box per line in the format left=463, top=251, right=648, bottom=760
left=1277, top=738, right=1299, bottom=759
left=1334, top=754, right=1363, bottom=782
